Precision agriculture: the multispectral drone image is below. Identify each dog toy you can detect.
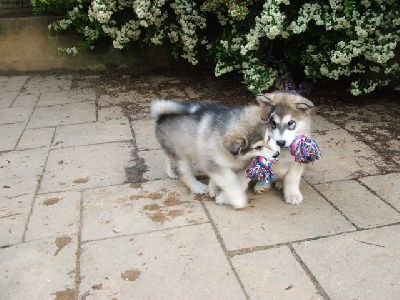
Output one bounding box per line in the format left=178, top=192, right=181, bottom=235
left=246, top=156, right=276, bottom=185
left=290, top=135, right=322, bottom=164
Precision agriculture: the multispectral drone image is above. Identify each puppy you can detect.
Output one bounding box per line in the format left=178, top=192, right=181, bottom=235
left=254, top=92, right=314, bottom=205
left=151, top=100, right=280, bottom=209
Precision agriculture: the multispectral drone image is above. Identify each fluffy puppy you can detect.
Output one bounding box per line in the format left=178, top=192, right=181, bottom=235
left=151, top=100, right=279, bottom=209
left=254, top=92, right=314, bottom=205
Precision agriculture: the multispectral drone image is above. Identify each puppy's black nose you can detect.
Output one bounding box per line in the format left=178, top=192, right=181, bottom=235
left=276, top=140, right=286, bottom=147
left=273, top=151, right=280, bottom=158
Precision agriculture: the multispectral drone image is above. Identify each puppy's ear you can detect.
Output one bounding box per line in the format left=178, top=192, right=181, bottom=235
left=256, top=93, right=274, bottom=106
left=223, top=136, right=248, bottom=156
left=295, top=97, right=314, bottom=114
left=260, top=105, right=276, bottom=121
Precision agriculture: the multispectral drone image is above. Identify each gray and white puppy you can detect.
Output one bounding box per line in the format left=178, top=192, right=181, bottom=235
left=255, top=92, right=314, bottom=205
left=151, top=100, right=280, bottom=209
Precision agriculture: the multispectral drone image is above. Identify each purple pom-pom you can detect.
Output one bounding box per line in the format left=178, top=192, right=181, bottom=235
left=246, top=156, right=276, bottom=185
left=290, top=135, right=322, bottom=164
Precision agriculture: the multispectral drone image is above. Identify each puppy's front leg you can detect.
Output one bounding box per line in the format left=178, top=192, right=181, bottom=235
left=283, top=163, right=305, bottom=205
left=210, top=169, right=248, bottom=209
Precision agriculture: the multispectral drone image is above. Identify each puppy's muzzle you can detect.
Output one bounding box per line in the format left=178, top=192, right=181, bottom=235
left=273, top=151, right=280, bottom=159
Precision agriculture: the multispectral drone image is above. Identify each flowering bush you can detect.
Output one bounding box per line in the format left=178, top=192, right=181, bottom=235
left=44, top=0, right=400, bottom=95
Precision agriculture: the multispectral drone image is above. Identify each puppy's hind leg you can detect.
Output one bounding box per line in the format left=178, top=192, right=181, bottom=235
left=165, top=156, right=179, bottom=179
left=177, top=160, right=207, bottom=194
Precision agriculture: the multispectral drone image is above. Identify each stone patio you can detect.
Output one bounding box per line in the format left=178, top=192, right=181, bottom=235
left=0, top=74, right=399, bottom=300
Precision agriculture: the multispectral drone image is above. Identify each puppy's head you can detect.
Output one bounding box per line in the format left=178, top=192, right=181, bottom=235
left=223, top=105, right=280, bottom=161
left=256, top=92, right=314, bottom=148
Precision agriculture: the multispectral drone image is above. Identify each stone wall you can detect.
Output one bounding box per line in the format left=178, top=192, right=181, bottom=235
left=0, top=16, right=173, bottom=72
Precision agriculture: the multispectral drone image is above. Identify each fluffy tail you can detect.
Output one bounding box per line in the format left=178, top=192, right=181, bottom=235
left=151, top=100, right=198, bottom=119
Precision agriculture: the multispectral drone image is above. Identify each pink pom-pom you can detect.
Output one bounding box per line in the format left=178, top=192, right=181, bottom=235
left=290, top=135, right=322, bottom=164
left=246, top=156, right=276, bottom=185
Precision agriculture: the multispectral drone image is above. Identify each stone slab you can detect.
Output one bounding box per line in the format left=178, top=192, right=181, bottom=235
left=315, top=180, right=400, bottom=228
left=24, top=75, right=72, bottom=93
left=27, top=101, right=96, bottom=128
left=0, top=107, right=32, bottom=124
left=52, top=119, right=132, bottom=148
left=232, top=246, right=321, bottom=299
left=204, top=180, right=355, bottom=251
left=37, top=89, right=96, bottom=107
left=25, top=191, right=81, bottom=241
left=140, top=149, right=168, bottom=180
left=0, top=235, right=77, bottom=299
left=39, top=142, right=136, bottom=193
left=0, top=193, right=34, bottom=247
left=79, top=223, right=245, bottom=299
left=98, top=106, right=126, bottom=121
left=359, top=173, right=400, bottom=211
left=0, top=75, right=28, bottom=92
left=0, top=91, right=18, bottom=108
left=17, top=127, right=55, bottom=150
left=0, top=147, right=48, bottom=180
left=293, top=225, right=400, bottom=299
left=311, top=114, right=340, bottom=132
left=131, top=118, right=159, bottom=150
left=304, top=129, right=388, bottom=184
left=81, top=180, right=208, bottom=241
left=0, top=122, right=26, bottom=151
left=12, top=93, right=40, bottom=109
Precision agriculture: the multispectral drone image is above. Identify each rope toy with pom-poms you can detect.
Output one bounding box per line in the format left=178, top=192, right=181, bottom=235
left=245, top=156, right=276, bottom=185
left=290, top=135, right=322, bottom=164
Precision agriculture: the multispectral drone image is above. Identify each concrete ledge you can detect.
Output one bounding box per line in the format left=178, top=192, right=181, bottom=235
left=0, top=16, right=172, bottom=72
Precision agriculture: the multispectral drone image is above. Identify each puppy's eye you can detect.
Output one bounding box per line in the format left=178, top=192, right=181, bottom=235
left=271, top=121, right=277, bottom=129
left=254, top=146, right=262, bottom=151
left=288, top=120, right=296, bottom=130
left=268, top=135, right=271, bottom=141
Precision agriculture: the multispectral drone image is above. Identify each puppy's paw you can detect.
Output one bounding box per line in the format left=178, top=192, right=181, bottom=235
left=253, top=182, right=271, bottom=195
left=274, top=180, right=283, bottom=190
left=284, top=191, right=303, bottom=205
left=215, top=193, right=229, bottom=206
left=190, top=182, right=208, bottom=194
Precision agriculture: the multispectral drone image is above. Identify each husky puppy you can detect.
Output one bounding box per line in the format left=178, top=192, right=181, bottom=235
left=254, top=92, right=314, bottom=205
left=151, top=100, right=280, bottom=209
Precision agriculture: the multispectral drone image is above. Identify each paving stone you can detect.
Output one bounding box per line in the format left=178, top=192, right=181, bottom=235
left=0, top=91, right=18, bottom=108
left=0, top=193, right=34, bottom=247
left=0, top=123, right=26, bottom=151
left=24, top=75, right=72, bottom=93
left=204, top=180, right=355, bottom=251
left=132, top=118, right=159, bottom=150
left=12, top=93, right=40, bottom=109
left=0, top=235, right=77, bottom=299
left=0, top=75, right=29, bottom=92
left=315, top=180, right=400, bottom=228
left=158, top=87, right=187, bottom=99
left=37, top=89, right=96, bottom=107
left=0, top=107, right=32, bottom=124
left=40, top=142, right=136, bottom=193
left=0, top=148, right=48, bottom=180
left=52, top=119, right=132, bottom=148
left=27, top=101, right=96, bottom=128
left=304, top=129, right=387, bottom=184
left=98, top=91, right=155, bottom=107
left=1, top=177, right=39, bottom=198
left=293, top=225, right=400, bottom=300
left=98, top=106, right=126, bottom=121
left=311, top=114, right=340, bottom=132
left=17, top=127, right=55, bottom=150
left=79, top=223, right=245, bottom=299
left=232, top=246, right=320, bottom=299
left=81, top=180, right=208, bottom=241
left=140, top=149, right=167, bottom=180
left=25, top=191, right=81, bottom=241
left=359, top=173, right=400, bottom=211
